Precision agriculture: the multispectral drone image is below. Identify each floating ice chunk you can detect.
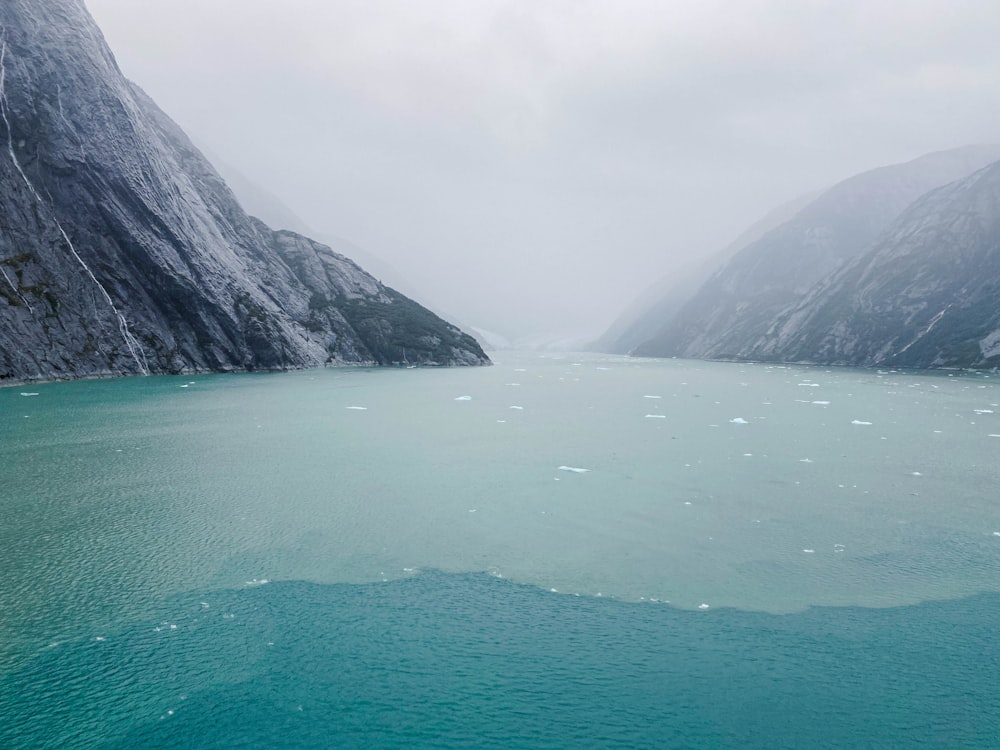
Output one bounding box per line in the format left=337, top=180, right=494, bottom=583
left=509, top=405, right=524, bottom=410
left=743, top=453, right=753, bottom=457
left=812, top=400, right=830, bottom=405
left=496, top=420, right=506, bottom=423
left=974, top=409, right=994, bottom=414
left=468, top=509, right=477, bottom=513
left=989, top=434, right=1000, bottom=438
left=834, top=544, right=846, bottom=552
left=993, top=532, right=1000, bottom=537
left=454, top=396, right=472, bottom=401
left=345, top=406, right=368, bottom=410
left=95, top=636, right=106, bottom=641
left=698, top=603, right=710, bottom=609
left=505, top=383, right=521, bottom=386
left=644, top=414, right=666, bottom=419
left=798, top=383, right=820, bottom=387
left=851, top=420, right=873, bottom=425
left=245, top=578, right=270, bottom=586
left=558, top=465, right=590, bottom=473
left=19, top=392, right=39, bottom=397
left=179, top=384, right=189, bottom=388
left=643, top=395, right=662, bottom=399
left=799, top=458, right=814, bottom=463
left=911, top=471, right=922, bottom=476
left=729, top=417, right=748, bottom=424
left=802, top=549, right=815, bottom=553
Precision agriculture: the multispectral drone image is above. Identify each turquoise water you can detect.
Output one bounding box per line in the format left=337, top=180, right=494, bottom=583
left=2, top=353, right=999, bottom=747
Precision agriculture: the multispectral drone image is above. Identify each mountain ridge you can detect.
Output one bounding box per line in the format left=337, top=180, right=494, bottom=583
left=0, top=0, right=487, bottom=383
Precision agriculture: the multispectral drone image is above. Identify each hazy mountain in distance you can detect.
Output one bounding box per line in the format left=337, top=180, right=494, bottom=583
left=633, top=144, right=1000, bottom=360
left=593, top=190, right=819, bottom=354
left=0, top=0, right=488, bottom=383
left=745, top=159, right=1000, bottom=368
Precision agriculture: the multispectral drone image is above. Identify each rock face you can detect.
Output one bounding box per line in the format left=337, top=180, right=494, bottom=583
left=630, top=146, right=1000, bottom=363
left=0, top=0, right=488, bottom=383
left=748, top=160, right=1000, bottom=368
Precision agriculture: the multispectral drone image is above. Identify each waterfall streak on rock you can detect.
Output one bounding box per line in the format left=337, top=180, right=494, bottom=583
left=0, top=38, right=148, bottom=374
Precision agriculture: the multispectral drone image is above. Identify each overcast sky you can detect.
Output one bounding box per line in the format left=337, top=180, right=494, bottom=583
left=85, top=0, right=1000, bottom=343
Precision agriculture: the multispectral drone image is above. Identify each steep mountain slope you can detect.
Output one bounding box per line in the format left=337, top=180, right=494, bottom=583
left=747, top=160, right=1000, bottom=368
left=0, top=0, right=487, bottom=383
left=633, top=145, right=1000, bottom=360
left=593, top=190, right=818, bottom=354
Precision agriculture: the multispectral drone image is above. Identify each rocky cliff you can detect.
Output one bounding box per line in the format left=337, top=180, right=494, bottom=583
left=0, top=0, right=488, bottom=383
left=744, top=160, right=1000, bottom=368
left=631, top=145, right=1000, bottom=361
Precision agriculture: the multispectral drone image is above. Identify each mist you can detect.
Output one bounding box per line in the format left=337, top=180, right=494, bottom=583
left=84, top=0, right=1000, bottom=345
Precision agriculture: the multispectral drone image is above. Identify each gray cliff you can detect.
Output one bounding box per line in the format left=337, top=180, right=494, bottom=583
left=631, top=145, right=1000, bottom=361
left=746, top=160, right=1000, bottom=369
left=0, top=0, right=488, bottom=383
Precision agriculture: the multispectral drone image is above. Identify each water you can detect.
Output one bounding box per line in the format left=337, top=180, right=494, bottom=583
left=2, top=353, right=999, bottom=747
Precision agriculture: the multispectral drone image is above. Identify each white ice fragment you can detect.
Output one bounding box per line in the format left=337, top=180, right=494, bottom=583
left=812, top=401, right=830, bottom=405
left=993, top=532, right=1000, bottom=537
left=454, top=395, right=472, bottom=401
left=729, top=417, right=748, bottom=424
left=643, top=395, right=662, bottom=399
left=989, top=434, right=1000, bottom=438
left=345, top=406, right=368, bottom=410
left=19, top=392, right=39, bottom=396
left=509, top=405, right=524, bottom=410
left=974, top=409, right=994, bottom=414
left=557, top=465, right=590, bottom=473
left=644, top=414, right=666, bottom=419
left=851, top=420, right=873, bottom=425
left=698, top=603, right=710, bottom=609
left=802, top=549, right=815, bottom=553
left=799, top=458, right=814, bottom=463
left=911, top=471, right=922, bottom=476
left=798, top=383, right=820, bottom=387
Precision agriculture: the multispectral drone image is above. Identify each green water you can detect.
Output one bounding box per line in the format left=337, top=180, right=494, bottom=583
left=2, top=353, right=999, bottom=747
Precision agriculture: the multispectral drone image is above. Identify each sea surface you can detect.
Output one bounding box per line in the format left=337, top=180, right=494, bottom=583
left=2, top=352, right=998, bottom=748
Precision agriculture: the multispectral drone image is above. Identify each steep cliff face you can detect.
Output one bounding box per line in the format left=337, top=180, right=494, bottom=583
left=749, top=160, right=1000, bottom=369
left=632, top=145, right=1000, bottom=360
left=0, top=0, right=487, bottom=383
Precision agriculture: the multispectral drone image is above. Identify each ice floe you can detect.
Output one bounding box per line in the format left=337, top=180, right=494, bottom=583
left=19, top=392, right=38, bottom=397
left=851, top=420, right=873, bottom=425
left=643, top=395, right=662, bottom=399
left=454, top=396, right=472, bottom=401
left=345, top=406, right=368, bottom=410
left=644, top=414, right=666, bottom=419
left=558, top=465, right=590, bottom=473
left=729, top=417, right=748, bottom=424
left=509, top=405, right=524, bottom=410
left=698, top=603, right=710, bottom=609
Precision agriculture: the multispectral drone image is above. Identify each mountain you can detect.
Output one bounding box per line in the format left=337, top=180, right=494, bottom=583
left=631, top=145, right=1000, bottom=360
left=743, top=160, right=1000, bottom=368
left=592, top=190, right=818, bottom=354
left=0, top=0, right=488, bottom=384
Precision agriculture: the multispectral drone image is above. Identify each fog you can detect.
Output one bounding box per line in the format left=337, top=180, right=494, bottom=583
left=85, top=0, right=1000, bottom=345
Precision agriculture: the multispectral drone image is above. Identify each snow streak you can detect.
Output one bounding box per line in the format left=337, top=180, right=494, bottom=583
left=0, top=38, right=148, bottom=374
